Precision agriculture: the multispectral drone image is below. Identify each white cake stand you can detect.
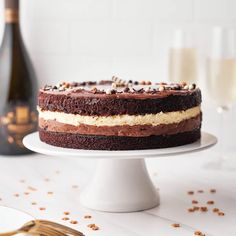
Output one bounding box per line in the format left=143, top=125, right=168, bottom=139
left=23, top=132, right=217, bottom=213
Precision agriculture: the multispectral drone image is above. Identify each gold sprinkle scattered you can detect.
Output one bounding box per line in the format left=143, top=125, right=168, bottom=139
left=218, top=212, right=225, bottom=216
left=87, top=224, right=95, bottom=228
left=39, top=207, right=46, bottom=211
left=194, top=231, right=205, bottom=235
left=194, top=231, right=201, bottom=235
left=31, top=202, right=37, bottom=205
left=47, top=191, right=53, bottom=195
left=188, top=208, right=195, bottom=212
left=213, top=208, right=219, bottom=213
left=63, top=211, right=70, bottom=215
left=207, top=200, right=214, bottom=205
left=28, top=186, right=37, bottom=191
left=192, top=200, right=198, bottom=204
left=188, top=191, right=194, bottom=195
left=14, top=194, right=19, bottom=197
left=171, top=223, right=180, bottom=228
left=24, top=192, right=30, bottom=195
left=210, top=189, right=216, bottom=193
left=200, top=206, right=208, bottom=212
left=62, top=217, right=70, bottom=221
left=70, top=220, right=78, bottom=224
left=84, top=215, right=92, bottom=219
left=87, top=224, right=99, bottom=231
left=92, top=226, right=99, bottom=231
left=198, top=190, right=204, bottom=193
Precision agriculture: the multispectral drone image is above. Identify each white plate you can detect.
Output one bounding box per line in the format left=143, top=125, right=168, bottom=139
left=23, top=132, right=217, bottom=159
left=0, top=205, right=34, bottom=233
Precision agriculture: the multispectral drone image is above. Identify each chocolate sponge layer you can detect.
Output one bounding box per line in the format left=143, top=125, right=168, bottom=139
left=39, top=128, right=201, bottom=150
left=38, top=89, right=201, bottom=116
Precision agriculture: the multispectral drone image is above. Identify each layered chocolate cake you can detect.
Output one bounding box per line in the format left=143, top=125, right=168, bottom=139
left=38, top=77, right=202, bottom=150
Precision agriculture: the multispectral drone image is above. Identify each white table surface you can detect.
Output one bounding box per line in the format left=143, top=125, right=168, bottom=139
left=0, top=142, right=235, bottom=236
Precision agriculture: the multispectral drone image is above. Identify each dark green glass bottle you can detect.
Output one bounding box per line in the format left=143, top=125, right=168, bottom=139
left=0, top=0, right=38, bottom=155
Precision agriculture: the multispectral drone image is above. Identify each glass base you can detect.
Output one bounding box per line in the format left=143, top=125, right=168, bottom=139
left=204, top=151, right=236, bottom=171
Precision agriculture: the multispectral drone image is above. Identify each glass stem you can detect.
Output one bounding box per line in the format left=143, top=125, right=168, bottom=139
left=219, top=109, right=224, bottom=160
left=217, top=106, right=229, bottom=162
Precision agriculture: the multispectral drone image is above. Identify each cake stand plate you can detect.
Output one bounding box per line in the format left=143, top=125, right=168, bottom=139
left=23, top=132, right=217, bottom=213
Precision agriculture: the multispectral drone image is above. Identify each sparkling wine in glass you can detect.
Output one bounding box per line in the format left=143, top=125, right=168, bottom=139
left=169, top=29, right=198, bottom=84
left=206, top=27, right=236, bottom=168
left=207, top=27, right=236, bottom=107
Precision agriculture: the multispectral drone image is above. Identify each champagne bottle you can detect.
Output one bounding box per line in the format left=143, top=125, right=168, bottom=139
left=0, top=0, right=38, bottom=155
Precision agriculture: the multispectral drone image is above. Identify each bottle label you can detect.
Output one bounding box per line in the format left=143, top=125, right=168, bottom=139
left=5, top=9, right=19, bottom=23
left=0, top=105, right=37, bottom=149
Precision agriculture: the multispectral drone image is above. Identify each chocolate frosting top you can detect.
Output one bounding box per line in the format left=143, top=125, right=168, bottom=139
left=40, top=77, right=198, bottom=100
left=39, top=78, right=201, bottom=116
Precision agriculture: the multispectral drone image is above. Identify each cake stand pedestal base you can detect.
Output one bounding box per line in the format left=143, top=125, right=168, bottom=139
left=80, top=159, right=159, bottom=212
left=23, top=132, right=217, bottom=213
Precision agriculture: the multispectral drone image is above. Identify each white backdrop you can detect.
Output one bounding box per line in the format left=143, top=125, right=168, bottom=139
left=1, top=0, right=236, bottom=86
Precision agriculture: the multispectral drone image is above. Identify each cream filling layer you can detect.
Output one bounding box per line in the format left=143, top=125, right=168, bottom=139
left=38, top=106, right=201, bottom=127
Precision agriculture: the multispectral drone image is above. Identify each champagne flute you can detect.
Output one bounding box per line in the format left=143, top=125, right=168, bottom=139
left=206, top=27, right=236, bottom=167
left=169, top=29, right=198, bottom=84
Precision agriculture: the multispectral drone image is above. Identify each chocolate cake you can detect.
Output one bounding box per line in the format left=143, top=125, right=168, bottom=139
left=38, top=77, right=202, bottom=150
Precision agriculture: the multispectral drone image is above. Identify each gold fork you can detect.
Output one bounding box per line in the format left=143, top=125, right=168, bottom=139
left=0, top=220, right=84, bottom=236
left=28, top=223, right=67, bottom=236
left=34, top=220, right=85, bottom=236
left=0, top=221, right=65, bottom=236
left=0, top=220, right=36, bottom=236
